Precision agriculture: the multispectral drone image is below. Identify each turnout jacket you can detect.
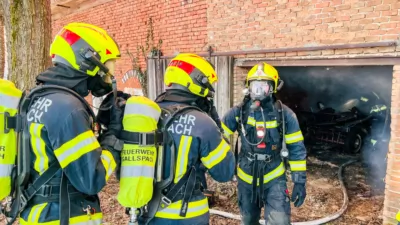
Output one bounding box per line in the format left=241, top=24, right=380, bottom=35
left=19, top=91, right=120, bottom=225
left=148, top=100, right=235, bottom=224
left=221, top=100, right=307, bottom=189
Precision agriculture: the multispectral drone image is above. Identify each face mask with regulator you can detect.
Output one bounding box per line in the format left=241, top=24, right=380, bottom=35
left=81, top=48, right=119, bottom=111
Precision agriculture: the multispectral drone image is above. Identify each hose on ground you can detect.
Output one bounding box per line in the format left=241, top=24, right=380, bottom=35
left=209, top=159, right=358, bottom=225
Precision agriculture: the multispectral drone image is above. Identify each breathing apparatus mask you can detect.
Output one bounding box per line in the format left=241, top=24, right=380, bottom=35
left=249, top=80, right=273, bottom=102
left=88, top=59, right=117, bottom=97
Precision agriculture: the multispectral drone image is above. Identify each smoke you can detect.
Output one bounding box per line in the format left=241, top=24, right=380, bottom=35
left=276, top=66, right=393, bottom=111
left=275, top=65, right=393, bottom=192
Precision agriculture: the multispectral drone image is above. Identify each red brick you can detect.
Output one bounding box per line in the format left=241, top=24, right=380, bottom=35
left=349, top=25, right=364, bottom=31
left=353, top=2, right=365, bottom=8
left=321, top=49, right=334, bottom=55
left=384, top=0, right=399, bottom=3
left=329, top=21, right=344, bottom=27
left=336, top=16, right=350, bottom=21
left=322, top=17, right=336, bottom=23
left=366, top=11, right=382, bottom=18
left=364, top=36, right=381, bottom=42
left=375, top=17, right=390, bottom=23
left=382, top=10, right=399, bottom=16
left=393, top=3, right=400, bottom=9
left=286, top=2, right=298, bottom=7
left=335, top=4, right=351, bottom=10
left=359, top=7, right=374, bottom=12
left=382, top=35, right=400, bottom=40
left=317, top=13, right=330, bottom=18
left=375, top=4, right=391, bottom=11
left=370, top=30, right=387, bottom=35
left=351, top=14, right=366, bottom=20
left=386, top=28, right=400, bottom=34
left=348, top=48, right=364, bottom=53
left=315, top=2, right=330, bottom=8
left=367, top=0, right=383, bottom=7
left=359, top=18, right=375, bottom=24
left=322, top=7, right=335, bottom=12
left=382, top=22, right=400, bottom=28
left=303, top=24, right=315, bottom=30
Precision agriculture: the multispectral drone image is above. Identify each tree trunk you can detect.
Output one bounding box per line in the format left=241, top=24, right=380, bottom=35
left=0, top=0, right=52, bottom=90
left=0, top=12, right=4, bottom=79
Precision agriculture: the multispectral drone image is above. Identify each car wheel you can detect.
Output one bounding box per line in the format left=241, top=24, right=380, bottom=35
left=344, top=126, right=367, bottom=154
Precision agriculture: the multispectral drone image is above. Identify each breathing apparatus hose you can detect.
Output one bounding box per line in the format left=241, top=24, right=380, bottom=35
left=209, top=159, right=357, bottom=225
left=89, top=76, right=119, bottom=112
left=239, top=100, right=267, bottom=146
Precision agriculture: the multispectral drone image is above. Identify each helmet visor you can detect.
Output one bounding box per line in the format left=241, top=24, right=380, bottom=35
left=102, top=59, right=116, bottom=84
left=249, top=80, right=271, bottom=100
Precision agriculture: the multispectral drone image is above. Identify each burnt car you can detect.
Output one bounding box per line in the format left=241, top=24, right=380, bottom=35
left=296, top=99, right=372, bottom=154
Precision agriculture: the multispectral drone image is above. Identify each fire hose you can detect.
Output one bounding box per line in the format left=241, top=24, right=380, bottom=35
left=209, top=159, right=357, bottom=225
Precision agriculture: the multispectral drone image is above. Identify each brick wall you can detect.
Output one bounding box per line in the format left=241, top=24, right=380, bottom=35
left=384, top=65, right=400, bottom=225
left=51, top=0, right=208, bottom=91
left=208, top=0, right=400, bottom=51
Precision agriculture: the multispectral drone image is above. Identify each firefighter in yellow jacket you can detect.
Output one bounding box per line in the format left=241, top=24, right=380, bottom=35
left=222, top=63, right=307, bottom=225
left=18, top=22, right=124, bottom=225
left=136, top=53, right=236, bottom=225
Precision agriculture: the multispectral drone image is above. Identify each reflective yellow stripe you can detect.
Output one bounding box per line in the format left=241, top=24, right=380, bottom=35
left=221, top=122, right=233, bottom=137
left=396, top=210, right=400, bottom=221
left=201, top=139, right=230, bottom=169
left=247, top=117, right=278, bottom=128
left=174, top=135, right=192, bottom=183
left=155, top=197, right=209, bottom=219
left=285, top=131, right=304, bottom=144
left=20, top=212, right=103, bottom=225
left=0, top=164, right=13, bottom=177
left=27, top=203, right=48, bottom=223
left=289, top=160, right=306, bottom=171
left=235, top=116, right=239, bottom=122
left=237, top=162, right=285, bottom=185
left=54, top=130, right=100, bottom=168
left=30, top=123, right=49, bottom=175
left=124, top=100, right=161, bottom=122
left=101, top=150, right=116, bottom=181
left=0, top=92, right=20, bottom=109
left=370, top=105, right=387, bottom=113
left=360, top=97, right=368, bottom=102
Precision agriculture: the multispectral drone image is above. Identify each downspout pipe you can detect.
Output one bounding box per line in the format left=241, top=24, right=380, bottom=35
left=150, top=41, right=397, bottom=59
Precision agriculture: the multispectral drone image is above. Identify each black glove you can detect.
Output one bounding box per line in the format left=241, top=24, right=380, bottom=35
left=107, top=96, right=126, bottom=136
left=291, top=183, right=306, bottom=207
left=96, top=91, right=131, bottom=129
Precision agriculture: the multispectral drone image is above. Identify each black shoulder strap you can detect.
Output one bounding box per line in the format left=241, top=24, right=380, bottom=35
left=275, top=100, right=284, bottom=134
left=161, top=104, right=202, bottom=130
left=7, top=162, right=59, bottom=225
left=234, top=97, right=251, bottom=175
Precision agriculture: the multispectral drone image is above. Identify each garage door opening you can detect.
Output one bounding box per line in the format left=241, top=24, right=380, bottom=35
left=275, top=65, right=392, bottom=194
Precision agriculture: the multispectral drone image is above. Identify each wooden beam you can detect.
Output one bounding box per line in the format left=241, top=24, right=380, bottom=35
left=51, top=0, right=113, bottom=20
left=235, top=57, right=400, bottom=67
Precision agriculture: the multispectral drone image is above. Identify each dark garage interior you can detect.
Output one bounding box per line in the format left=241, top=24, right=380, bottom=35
left=275, top=65, right=393, bottom=193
